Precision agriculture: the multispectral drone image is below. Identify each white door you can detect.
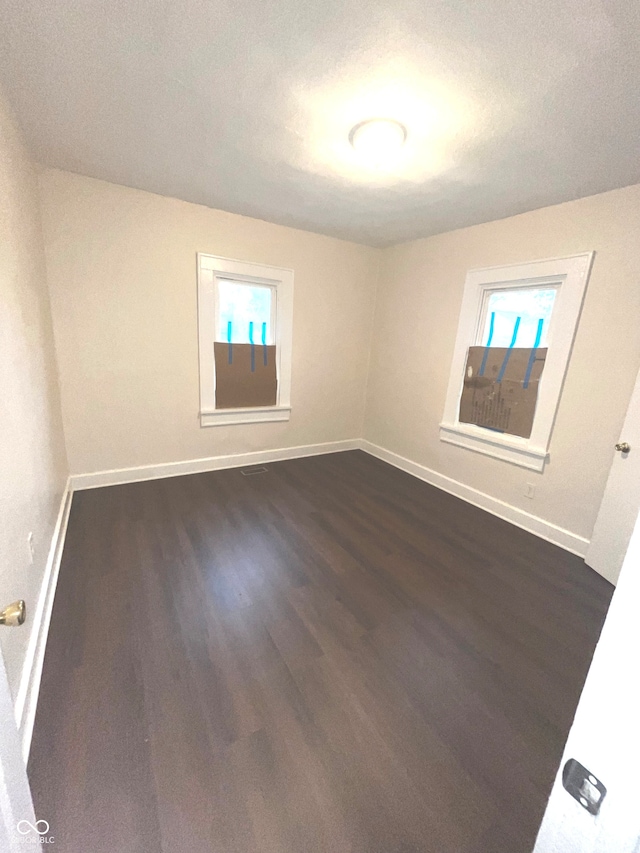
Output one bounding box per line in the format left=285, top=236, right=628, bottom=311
left=533, top=509, right=640, bottom=852
left=0, top=641, right=38, bottom=851
left=585, top=364, right=640, bottom=585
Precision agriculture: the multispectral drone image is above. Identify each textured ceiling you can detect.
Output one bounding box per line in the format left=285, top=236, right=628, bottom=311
left=1, top=0, right=639, bottom=246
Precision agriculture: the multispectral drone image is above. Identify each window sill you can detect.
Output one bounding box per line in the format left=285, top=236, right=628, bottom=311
left=200, top=406, right=291, bottom=428
left=439, top=422, right=548, bottom=471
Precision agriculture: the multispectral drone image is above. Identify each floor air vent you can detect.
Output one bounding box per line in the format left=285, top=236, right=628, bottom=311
left=240, top=466, right=269, bottom=476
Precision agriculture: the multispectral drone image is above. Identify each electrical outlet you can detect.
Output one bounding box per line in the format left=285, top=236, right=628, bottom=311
left=27, top=532, right=35, bottom=564
left=524, top=483, right=536, bottom=499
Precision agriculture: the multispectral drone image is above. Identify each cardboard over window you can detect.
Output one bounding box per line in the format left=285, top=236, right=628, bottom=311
left=214, top=342, right=277, bottom=409
left=459, top=346, right=547, bottom=439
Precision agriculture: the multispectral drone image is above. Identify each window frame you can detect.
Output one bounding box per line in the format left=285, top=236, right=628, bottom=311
left=439, top=253, right=594, bottom=471
left=197, top=254, right=293, bottom=427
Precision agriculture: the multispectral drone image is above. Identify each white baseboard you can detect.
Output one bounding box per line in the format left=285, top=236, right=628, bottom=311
left=15, top=441, right=360, bottom=761
left=15, top=478, right=73, bottom=762
left=70, top=439, right=361, bottom=490
left=71, top=436, right=589, bottom=555
left=359, top=440, right=590, bottom=558
left=17, top=437, right=586, bottom=760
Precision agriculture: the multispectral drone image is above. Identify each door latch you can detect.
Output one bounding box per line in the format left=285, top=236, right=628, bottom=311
left=562, top=759, right=607, bottom=815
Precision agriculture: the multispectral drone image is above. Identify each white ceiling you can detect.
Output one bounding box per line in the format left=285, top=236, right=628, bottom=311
left=1, top=0, right=639, bottom=247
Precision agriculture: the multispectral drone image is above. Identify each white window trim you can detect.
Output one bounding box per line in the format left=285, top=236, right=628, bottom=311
left=440, top=253, right=594, bottom=471
left=197, top=254, right=293, bottom=427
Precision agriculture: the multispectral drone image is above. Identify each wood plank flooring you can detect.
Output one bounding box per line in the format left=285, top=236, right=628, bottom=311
left=28, top=451, right=613, bottom=853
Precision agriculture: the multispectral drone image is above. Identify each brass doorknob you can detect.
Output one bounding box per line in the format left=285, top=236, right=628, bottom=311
left=0, top=600, right=26, bottom=627
left=615, top=442, right=631, bottom=454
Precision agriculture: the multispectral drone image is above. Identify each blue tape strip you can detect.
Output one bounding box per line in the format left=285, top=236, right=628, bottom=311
left=227, top=320, right=233, bottom=364
left=496, top=316, right=521, bottom=383
left=478, top=311, right=496, bottom=377
left=262, top=322, right=267, bottom=366
left=523, top=318, right=544, bottom=389
left=249, top=321, right=255, bottom=372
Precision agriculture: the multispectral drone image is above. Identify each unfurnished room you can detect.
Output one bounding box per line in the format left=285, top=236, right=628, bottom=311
left=1, top=1, right=640, bottom=851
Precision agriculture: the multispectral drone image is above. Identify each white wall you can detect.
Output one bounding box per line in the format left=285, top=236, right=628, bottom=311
left=364, top=185, right=640, bottom=543
left=36, top=167, right=640, bottom=550
left=0, top=94, right=68, bottom=698
left=39, top=169, right=380, bottom=477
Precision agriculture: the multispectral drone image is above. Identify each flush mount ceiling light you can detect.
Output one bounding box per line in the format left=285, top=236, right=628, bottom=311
left=349, top=118, right=407, bottom=166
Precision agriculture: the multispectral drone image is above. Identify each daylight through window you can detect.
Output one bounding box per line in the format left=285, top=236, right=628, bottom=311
left=197, top=254, right=294, bottom=427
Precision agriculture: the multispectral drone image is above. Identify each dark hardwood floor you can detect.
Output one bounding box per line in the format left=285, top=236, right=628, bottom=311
left=28, top=450, right=613, bottom=853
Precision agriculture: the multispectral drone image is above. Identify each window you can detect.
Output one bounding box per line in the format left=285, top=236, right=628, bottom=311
left=217, top=279, right=275, bottom=345
left=197, top=254, right=293, bottom=427
left=478, top=287, right=557, bottom=350
left=440, top=253, right=594, bottom=471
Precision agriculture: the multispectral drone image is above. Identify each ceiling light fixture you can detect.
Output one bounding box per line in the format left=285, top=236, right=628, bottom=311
left=349, top=118, right=407, bottom=166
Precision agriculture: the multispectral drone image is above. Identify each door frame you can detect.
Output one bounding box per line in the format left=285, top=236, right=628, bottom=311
left=585, top=360, right=640, bottom=585
left=0, top=644, right=39, bottom=850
